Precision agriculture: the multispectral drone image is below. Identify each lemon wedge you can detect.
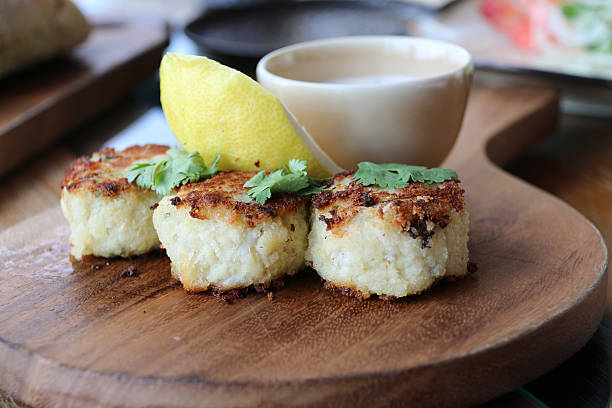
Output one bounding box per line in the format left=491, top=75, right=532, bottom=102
left=160, top=53, right=341, bottom=178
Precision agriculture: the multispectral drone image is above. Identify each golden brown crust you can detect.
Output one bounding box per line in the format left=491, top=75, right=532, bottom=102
left=323, top=281, right=372, bottom=300
left=181, top=278, right=285, bottom=303
left=311, top=170, right=465, bottom=246
left=61, top=144, right=170, bottom=197
left=171, top=171, right=305, bottom=227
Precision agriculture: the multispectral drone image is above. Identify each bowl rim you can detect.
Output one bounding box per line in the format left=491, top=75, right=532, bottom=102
left=256, top=35, right=473, bottom=89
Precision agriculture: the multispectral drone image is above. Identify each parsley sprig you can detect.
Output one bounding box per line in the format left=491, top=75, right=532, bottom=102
left=126, top=148, right=220, bottom=195
left=244, top=159, right=328, bottom=204
left=353, top=162, right=458, bottom=189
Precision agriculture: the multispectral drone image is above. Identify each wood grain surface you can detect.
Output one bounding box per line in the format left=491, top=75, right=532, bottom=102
left=0, top=87, right=607, bottom=408
left=505, top=114, right=612, bottom=317
left=503, top=113, right=611, bottom=407
left=0, top=15, right=169, bottom=177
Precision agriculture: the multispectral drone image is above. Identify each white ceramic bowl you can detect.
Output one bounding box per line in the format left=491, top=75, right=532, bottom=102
left=257, top=36, right=473, bottom=169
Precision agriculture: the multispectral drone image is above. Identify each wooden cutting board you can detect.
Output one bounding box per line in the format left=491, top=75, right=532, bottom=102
left=0, top=15, right=169, bottom=177
left=0, top=87, right=607, bottom=408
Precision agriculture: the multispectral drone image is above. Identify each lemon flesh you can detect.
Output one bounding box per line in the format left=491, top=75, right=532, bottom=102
left=160, top=53, right=337, bottom=178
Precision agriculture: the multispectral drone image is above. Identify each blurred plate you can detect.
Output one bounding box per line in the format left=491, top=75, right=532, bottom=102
left=185, top=1, right=425, bottom=58
left=410, top=0, right=612, bottom=86
left=409, top=0, right=612, bottom=115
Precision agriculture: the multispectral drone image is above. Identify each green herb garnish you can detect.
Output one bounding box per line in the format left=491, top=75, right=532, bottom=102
left=562, top=2, right=590, bottom=19
left=560, top=2, right=612, bottom=54
left=126, top=148, right=220, bottom=195
left=244, top=159, right=328, bottom=204
left=352, top=162, right=458, bottom=189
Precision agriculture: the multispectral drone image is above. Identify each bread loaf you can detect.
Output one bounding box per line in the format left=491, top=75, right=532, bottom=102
left=0, top=0, right=90, bottom=78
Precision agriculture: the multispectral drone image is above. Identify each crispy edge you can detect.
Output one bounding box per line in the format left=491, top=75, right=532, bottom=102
left=311, top=170, right=465, bottom=247
left=169, top=171, right=306, bottom=227
left=61, top=144, right=170, bottom=197
left=179, top=275, right=285, bottom=303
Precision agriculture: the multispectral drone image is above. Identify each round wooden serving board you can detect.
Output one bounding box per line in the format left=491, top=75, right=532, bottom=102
left=0, top=87, right=608, bottom=407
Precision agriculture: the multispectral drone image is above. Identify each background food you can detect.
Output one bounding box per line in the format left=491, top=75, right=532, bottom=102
left=481, top=0, right=612, bottom=53
left=0, top=0, right=90, bottom=78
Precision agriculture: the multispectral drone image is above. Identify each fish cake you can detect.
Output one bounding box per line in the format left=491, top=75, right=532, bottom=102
left=306, top=170, right=470, bottom=299
left=60, top=144, right=169, bottom=260
left=152, top=171, right=308, bottom=292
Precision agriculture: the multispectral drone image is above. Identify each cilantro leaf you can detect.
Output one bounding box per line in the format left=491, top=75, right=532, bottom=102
left=285, top=159, right=307, bottom=175
left=126, top=148, right=220, bottom=195
left=244, top=160, right=329, bottom=204
left=353, top=162, right=458, bottom=188
left=296, top=180, right=328, bottom=195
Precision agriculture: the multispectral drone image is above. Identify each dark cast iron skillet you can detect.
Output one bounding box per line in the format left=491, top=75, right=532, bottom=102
left=185, top=0, right=428, bottom=59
